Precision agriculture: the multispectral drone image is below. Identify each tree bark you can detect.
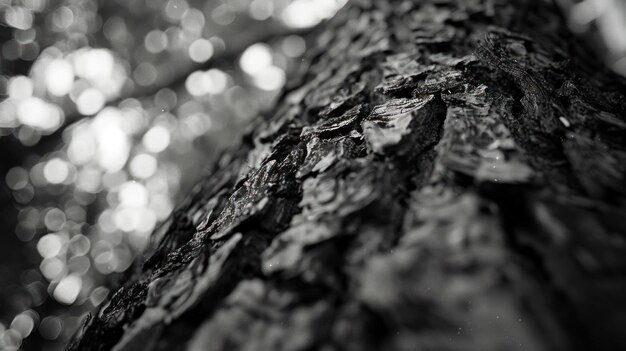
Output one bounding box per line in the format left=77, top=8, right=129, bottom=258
left=69, top=0, right=626, bottom=350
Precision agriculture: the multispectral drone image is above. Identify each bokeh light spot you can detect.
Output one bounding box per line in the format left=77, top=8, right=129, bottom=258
left=39, top=316, right=62, bottom=340
left=43, top=158, right=69, bottom=184
left=75, top=49, right=115, bottom=85
left=282, top=35, right=306, bottom=58
left=143, top=125, right=171, bottom=153
left=69, top=234, right=91, bottom=256
left=37, top=234, right=63, bottom=259
left=240, top=43, right=272, bottom=75
left=45, top=59, right=75, bottom=96
left=5, top=6, right=34, bottom=30
left=281, top=0, right=347, bottom=28
left=17, top=97, right=63, bottom=131
left=249, top=0, right=274, bottom=21
left=133, top=63, right=158, bottom=87
left=188, top=39, right=214, bottom=63
left=118, top=181, right=148, bottom=207
left=204, top=69, right=228, bottom=94
left=40, top=257, right=65, bottom=281
left=8, top=76, right=34, bottom=100
left=92, top=108, right=130, bottom=172
left=53, top=275, right=82, bottom=305
left=6, top=167, right=29, bottom=190
left=181, top=8, right=206, bottom=33
left=10, top=312, right=35, bottom=339
left=89, top=287, right=109, bottom=307
left=68, top=131, right=97, bottom=165
left=76, top=88, right=106, bottom=115
left=164, top=0, right=189, bottom=22
left=252, top=65, right=286, bottom=91
left=51, top=6, right=74, bottom=31
left=212, top=4, right=236, bottom=26
left=144, top=30, right=168, bottom=54
left=130, top=154, right=158, bottom=179
left=44, top=208, right=66, bottom=231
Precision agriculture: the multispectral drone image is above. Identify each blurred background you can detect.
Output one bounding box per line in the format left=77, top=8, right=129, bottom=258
left=0, top=0, right=623, bottom=350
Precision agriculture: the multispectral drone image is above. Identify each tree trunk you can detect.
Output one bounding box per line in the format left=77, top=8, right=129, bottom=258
left=68, top=0, right=626, bottom=350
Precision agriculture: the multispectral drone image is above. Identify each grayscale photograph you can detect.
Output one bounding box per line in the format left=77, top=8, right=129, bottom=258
left=0, top=0, right=625, bottom=350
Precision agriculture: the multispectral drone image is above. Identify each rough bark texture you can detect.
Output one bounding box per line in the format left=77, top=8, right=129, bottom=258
left=69, top=0, right=626, bottom=350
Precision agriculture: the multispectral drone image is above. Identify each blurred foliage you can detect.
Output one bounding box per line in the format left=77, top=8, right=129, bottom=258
left=0, top=0, right=622, bottom=350
left=558, top=0, right=626, bottom=74
left=0, top=0, right=346, bottom=350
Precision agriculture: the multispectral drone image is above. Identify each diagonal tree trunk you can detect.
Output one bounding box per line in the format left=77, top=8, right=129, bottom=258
left=68, top=0, right=626, bottom=350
